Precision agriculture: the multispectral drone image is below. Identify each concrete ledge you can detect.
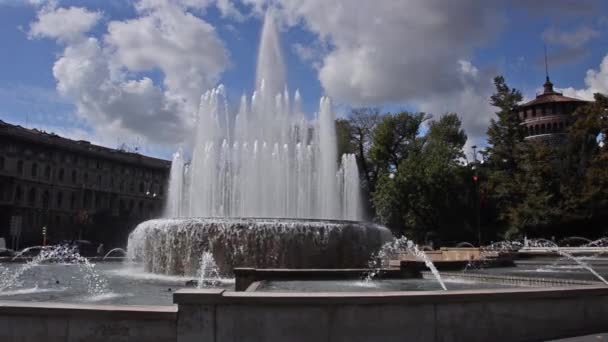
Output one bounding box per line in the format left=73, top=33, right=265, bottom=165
left=234, top=267, right=404, bottom=291
left=430, top=271, right=600, bottom=287
left=0, top=301, right=177, bottom=342
left=174, top=285, right=608, bottom=305
left=0, top=300, right=177, bottom=319
left=172, top=285, right=608, bottom=341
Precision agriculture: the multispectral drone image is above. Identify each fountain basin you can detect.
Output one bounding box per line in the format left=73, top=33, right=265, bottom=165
left=128, top=217, right=393, bottom=276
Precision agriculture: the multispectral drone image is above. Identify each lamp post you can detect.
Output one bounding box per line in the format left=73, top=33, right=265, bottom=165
left=471, top=145, right=481, bottom=246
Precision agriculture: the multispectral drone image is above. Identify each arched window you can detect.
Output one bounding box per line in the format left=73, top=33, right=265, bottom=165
left=28, top=188, right=37, bottom=206
left=0, top=156, right=4, bottom=170
left=540, top=124, right=546, bottom=134
left=139, top=181, right=145, bottom=193
left=532, top=107, right=537, bottom=117
left=84, top=172, right=89, bottom=184
left=44, top=165, right=51, bottom=180
left=534, top=125, right=539, bottom=135
left=42, top=190, right=49, bottom=209
left=17, top=160, right=23, bottom=175
left=138, top=201, right=144, bottom=214
left=56, top=192, right=63, bottom=209
left=31, top=163, right=38, bottom=177
left=58, top=168, right=65, bottom=182
left=83, top=190, right=92, bottom=209
left=14, top=186, right=23, bottom=203
left=97, top=174, right=102, bottom=187
left=559, top=122, right=564, bottom=130
left=553, top=122, right=558, bottom=132
left=72, top=170, right=77, bottom=184
left=70, top=193, right=76, bottom=209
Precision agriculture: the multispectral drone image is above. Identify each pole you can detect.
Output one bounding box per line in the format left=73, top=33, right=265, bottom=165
left=471, top=145, right=481, bottom=246
left=42, top=226, right=47, bottom=246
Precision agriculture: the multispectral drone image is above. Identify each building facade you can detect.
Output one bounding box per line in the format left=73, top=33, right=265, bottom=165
left=518, top=77, right=589, bottom=142
left=0, top=120, right=170, bottom=250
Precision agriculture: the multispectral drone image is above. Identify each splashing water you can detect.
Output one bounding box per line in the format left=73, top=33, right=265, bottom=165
left=0, top=245, right=109, bottom=296
left=554, top=249, right=608, bottom=285
left=103, top=248, right=127, bottom=260
left=11, top=246, right=49, bottom=261
left=367, top=237, right=447, bottom=291
left=163, top=10, right=362, bottom=221
left=471, top=238, right=608, bottom=285
left=197, top=252, right=221, bottom=288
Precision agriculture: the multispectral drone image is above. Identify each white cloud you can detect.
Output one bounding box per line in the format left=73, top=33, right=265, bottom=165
left=542, top=26, right=599, bottom=49
left=268, top=0, right=503, bottom=106
left=417, top=60, right=494, bottom=161
left=244, top=0, right=503, bottom=155
left=560, top=55, right=608, bottom=100
left=29, top=6, right=101, bottom=42
left=28, top=0, right=230, bottom=148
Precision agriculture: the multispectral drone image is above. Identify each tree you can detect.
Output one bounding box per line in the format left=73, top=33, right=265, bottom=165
left=481, top=76, right=526, bottom=236
left=335, top=119, right=355, bottom=159
left=485, top=76, right=525, bottom=170
left=372, top=113, right=475, bottom=242
left=559, top=93, right=608, bottom=235
left=347, top=108, right=382, bottom=193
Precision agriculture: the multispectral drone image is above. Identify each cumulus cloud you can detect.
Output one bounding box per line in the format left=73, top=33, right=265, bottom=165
left=543, top=26, right=599, bottom=49
left=270, top=0, right=503, bottom=106
left=417, top=60, right=495, bottom=161
left=542, top=26, right=600, bottom=66
left=28, top=0, right=230, bottom=147
left=242, top=0, right=504, bottom=151
left=29, top=6, right=101, bottom=42
left=560, top=55, right=608, bottom=100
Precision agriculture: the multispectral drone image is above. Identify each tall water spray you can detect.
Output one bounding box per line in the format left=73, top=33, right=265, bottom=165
left=132, top=10, right=385, bottom=277
left=165, top=10, right=362, bottom=221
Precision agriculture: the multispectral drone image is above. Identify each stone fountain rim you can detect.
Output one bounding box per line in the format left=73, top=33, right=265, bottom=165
left=144, top=216, right=385, bottom=227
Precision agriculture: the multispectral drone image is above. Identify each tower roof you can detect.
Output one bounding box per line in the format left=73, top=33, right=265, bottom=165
left=521, top=77, right=589, bottom=108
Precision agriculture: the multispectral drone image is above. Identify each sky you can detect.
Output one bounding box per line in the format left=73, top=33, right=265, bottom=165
left=0, top=0, right=607, bottom=160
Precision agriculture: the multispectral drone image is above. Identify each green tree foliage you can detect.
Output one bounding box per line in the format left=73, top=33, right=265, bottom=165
left=340, top=82, right=608, bottom=243
left=347, top=108, right=382, bottom=192
left=559, top=94, right=608, bottom=233
left=335, top=118, right=355, bottom=158
left=482, top=76, right=608, bottom=239
left=480, top=76, right=526, bottom=237
left=372, top=113, right=475, bottom=241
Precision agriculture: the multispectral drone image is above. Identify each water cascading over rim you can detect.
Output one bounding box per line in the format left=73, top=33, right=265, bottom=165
left=128, top=10, right=392, bottom=276
left=128, top=218, right=393, bottom=275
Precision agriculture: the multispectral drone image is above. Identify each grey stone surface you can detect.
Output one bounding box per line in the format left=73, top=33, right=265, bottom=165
left=328, top=304, right=435, bottom=342
left=216, top=305, right=330, bottom=342
left=0, top=301, right=176, bottom=342
left=2, top=286, right=608, bottom=341
left=177, top=304, right=215, bottom=342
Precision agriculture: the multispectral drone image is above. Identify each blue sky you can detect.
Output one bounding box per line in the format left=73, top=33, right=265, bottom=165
left=0, top=0, right=607, bottom=159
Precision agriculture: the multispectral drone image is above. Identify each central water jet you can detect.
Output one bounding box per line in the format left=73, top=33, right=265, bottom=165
left=128, top=10, right=392, bottom=276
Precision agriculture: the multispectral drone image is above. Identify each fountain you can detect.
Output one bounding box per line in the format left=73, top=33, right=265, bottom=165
left=0, top=245, right=109, bottom=296
left=128, top=10, right=391, bottom=276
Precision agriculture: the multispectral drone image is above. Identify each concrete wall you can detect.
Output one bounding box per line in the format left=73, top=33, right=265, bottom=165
left=0, top=301, right=176, bottom=342
left=173, top=286, right=608, bottom=342
left=2, top=286, right=608, bottom=342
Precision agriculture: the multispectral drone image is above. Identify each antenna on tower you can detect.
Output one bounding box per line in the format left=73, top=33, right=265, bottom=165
left=542, top=45, right=554, bottom=94
left=544, top=44, right=550, bottom=82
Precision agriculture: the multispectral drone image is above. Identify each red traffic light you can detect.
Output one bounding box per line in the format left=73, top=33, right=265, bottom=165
left=473, top=175, right=478, bottom=182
